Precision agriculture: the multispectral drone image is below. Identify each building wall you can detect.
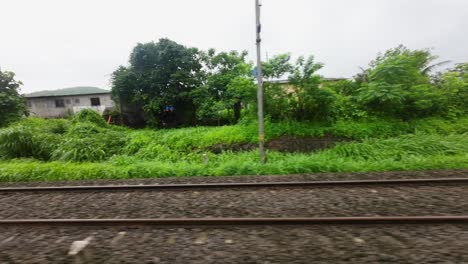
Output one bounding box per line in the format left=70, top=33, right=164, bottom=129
left=27, top=94, right=114, bottom=118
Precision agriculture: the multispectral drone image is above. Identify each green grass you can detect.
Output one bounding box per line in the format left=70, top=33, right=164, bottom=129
left=0, top=133, right=467, bottom=182
left=0, top=116, right=467, bottom=182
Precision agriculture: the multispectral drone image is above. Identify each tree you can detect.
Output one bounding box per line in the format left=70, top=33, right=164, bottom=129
left=288, top=56, right=335, bottom=121
left=262, top=54, right=294, bottom=120
left=0, top=69, right=27, bottom=127
left=111, top=38, right=203, bottom=127
left=263, top=55, right=336, bottom=121
left=194, top=50, right=255, bottom=123
left=356, top=45, right=448, bottom=119
left=262, top=53, right=293, bottom=80
left=436, top=63, right=468, bottom=116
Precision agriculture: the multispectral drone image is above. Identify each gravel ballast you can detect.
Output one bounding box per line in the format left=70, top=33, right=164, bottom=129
left=0, top=185, right=467, bottom=219
left=1, top=224, right=467, bottom=263
left=1, top=169, right=468, bottom=263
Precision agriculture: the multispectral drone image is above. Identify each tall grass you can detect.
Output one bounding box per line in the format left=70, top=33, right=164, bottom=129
left=0, top=116, right=467, bottom=182
left=331, top=134, right=468, bottom=160
left=0, top=126, right=59, bottom=160
left=0, top=133, right=467, bottom=182
left=50, top=123, right=126, bottom=162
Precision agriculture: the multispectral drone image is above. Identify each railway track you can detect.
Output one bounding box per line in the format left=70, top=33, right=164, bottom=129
left=1, top=177, right=467, bottom=192
left=1, top=174, right=468, bottom=262
left=1, top=216, right=468, bottom=226
left=1, top=177, right=467, bottom=226
left=1, top=177, right=467, bottom=219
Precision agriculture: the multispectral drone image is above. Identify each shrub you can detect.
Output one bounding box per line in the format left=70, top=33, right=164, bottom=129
left=72, top=109, right=107, bottom=127
left=51, top=123, right=126, bottom=162
left=11, top=117, right=71, bottom=134
left=0, top=126, right=57, bottom=160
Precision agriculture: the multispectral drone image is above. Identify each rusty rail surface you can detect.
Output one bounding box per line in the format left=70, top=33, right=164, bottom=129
left=1, top=216, right=468, bottom=226
left=0, top=178, right=467, bottom=192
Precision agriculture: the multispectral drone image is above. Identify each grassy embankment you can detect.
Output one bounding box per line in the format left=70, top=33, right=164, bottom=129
left=0, top=116, right=467, bottom=182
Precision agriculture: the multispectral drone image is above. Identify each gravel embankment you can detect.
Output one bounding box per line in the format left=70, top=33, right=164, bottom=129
left=0, top=184, right=467, bottom=219
left=0, top=224, right=467, bottom=263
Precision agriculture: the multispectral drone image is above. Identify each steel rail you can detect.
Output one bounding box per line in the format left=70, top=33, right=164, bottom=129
left=1, top=216, right=468, bottom=226
left=0, top=178, right=468, bottom=192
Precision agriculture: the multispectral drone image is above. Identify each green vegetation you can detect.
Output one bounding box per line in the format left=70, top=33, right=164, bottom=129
left=72, top=109, right=108, bottom=127
left=111, top=41, right=467, bottom=127
left=0, top=69, right=27, bottom=127
left=0, top=115, right=467, bottom=182
left=1, top=43, right=467, bottom=182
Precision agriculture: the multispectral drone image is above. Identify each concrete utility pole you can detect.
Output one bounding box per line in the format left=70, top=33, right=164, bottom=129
left=255, top=0, right=265, bottom=163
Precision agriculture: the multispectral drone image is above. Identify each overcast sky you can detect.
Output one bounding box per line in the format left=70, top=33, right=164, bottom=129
left=1, top=0, right=467, bottom=93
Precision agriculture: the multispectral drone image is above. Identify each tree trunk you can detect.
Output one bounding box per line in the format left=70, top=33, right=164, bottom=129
left=233, top=101, right=242, bottom=123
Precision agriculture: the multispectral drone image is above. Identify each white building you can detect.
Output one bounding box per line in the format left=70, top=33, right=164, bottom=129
left=25, top=86, right=114, bottom=118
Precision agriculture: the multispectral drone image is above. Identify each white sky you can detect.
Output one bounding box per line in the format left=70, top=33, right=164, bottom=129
left=1, top=0, right=467, bottom=93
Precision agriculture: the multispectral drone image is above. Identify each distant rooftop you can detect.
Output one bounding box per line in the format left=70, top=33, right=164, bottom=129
left=25, top=86, right=110, bottom=98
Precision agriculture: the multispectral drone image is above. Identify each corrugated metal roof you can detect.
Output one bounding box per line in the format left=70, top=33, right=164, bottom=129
left=25, top=86, right=110, bottom=98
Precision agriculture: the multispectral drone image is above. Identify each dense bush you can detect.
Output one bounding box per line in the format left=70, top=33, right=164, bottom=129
left=0, top=126, right=58, bottom=160
left=109, top=41, right=467, bottom=126
left=72, top=109, right=107, bottom=127
left=51, top=123, right=126, bottom=162
left=350, top=46, right=467, bottom=120
left=263, top=55, right=338, bottom=122
left=0, top=117, right=126, bottom=162
left=10, top=118, right=70, bottom=134
left=0, top=70, right=28, bottom=127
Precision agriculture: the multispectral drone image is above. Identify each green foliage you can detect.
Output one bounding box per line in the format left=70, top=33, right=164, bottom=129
left=112, top=38, right=203, bottom=127
left=264, top=55, right=337, bottom=122
left=110, top=42, right=466, bottom=125
left=262, top=53, right=294, bottom=79
left=325, top=79, right=359, bottom=96
left=0, top=126, right=58, bottom=160
left=436, top=63, right=468, bottom=117
left=0, top=70, right=28, bottom=127
left=410, top=117, right=468, bottom=134
left=332, top=134, right=468, bottom=161
left=72, top=109, right=107, bottom=127
left=0, top=118, right=70, bottom=160
left=355, top=45, right=460, bottom=119
left=0, top=117, right=125, bottom=162
left=193, top=50, right=255, bottom=124
left=11, top=118, right=71, bottom=134
left=0, top=133, right=467, bottom=182
left=332, top=94, right=368, bottom=120
left=51, top=123, right=126, bottom=162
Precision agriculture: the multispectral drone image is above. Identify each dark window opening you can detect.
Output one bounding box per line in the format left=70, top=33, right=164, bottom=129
left=55, top=99, right=65, bottom=108
left=65, top=99, right=71, bottom=104
left=90, top=97, right=101, bottom=106
left=74, top=98, right=80, bottom=104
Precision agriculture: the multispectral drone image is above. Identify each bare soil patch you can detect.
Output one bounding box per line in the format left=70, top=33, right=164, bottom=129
left=209, top=135, right=350, bottom=153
